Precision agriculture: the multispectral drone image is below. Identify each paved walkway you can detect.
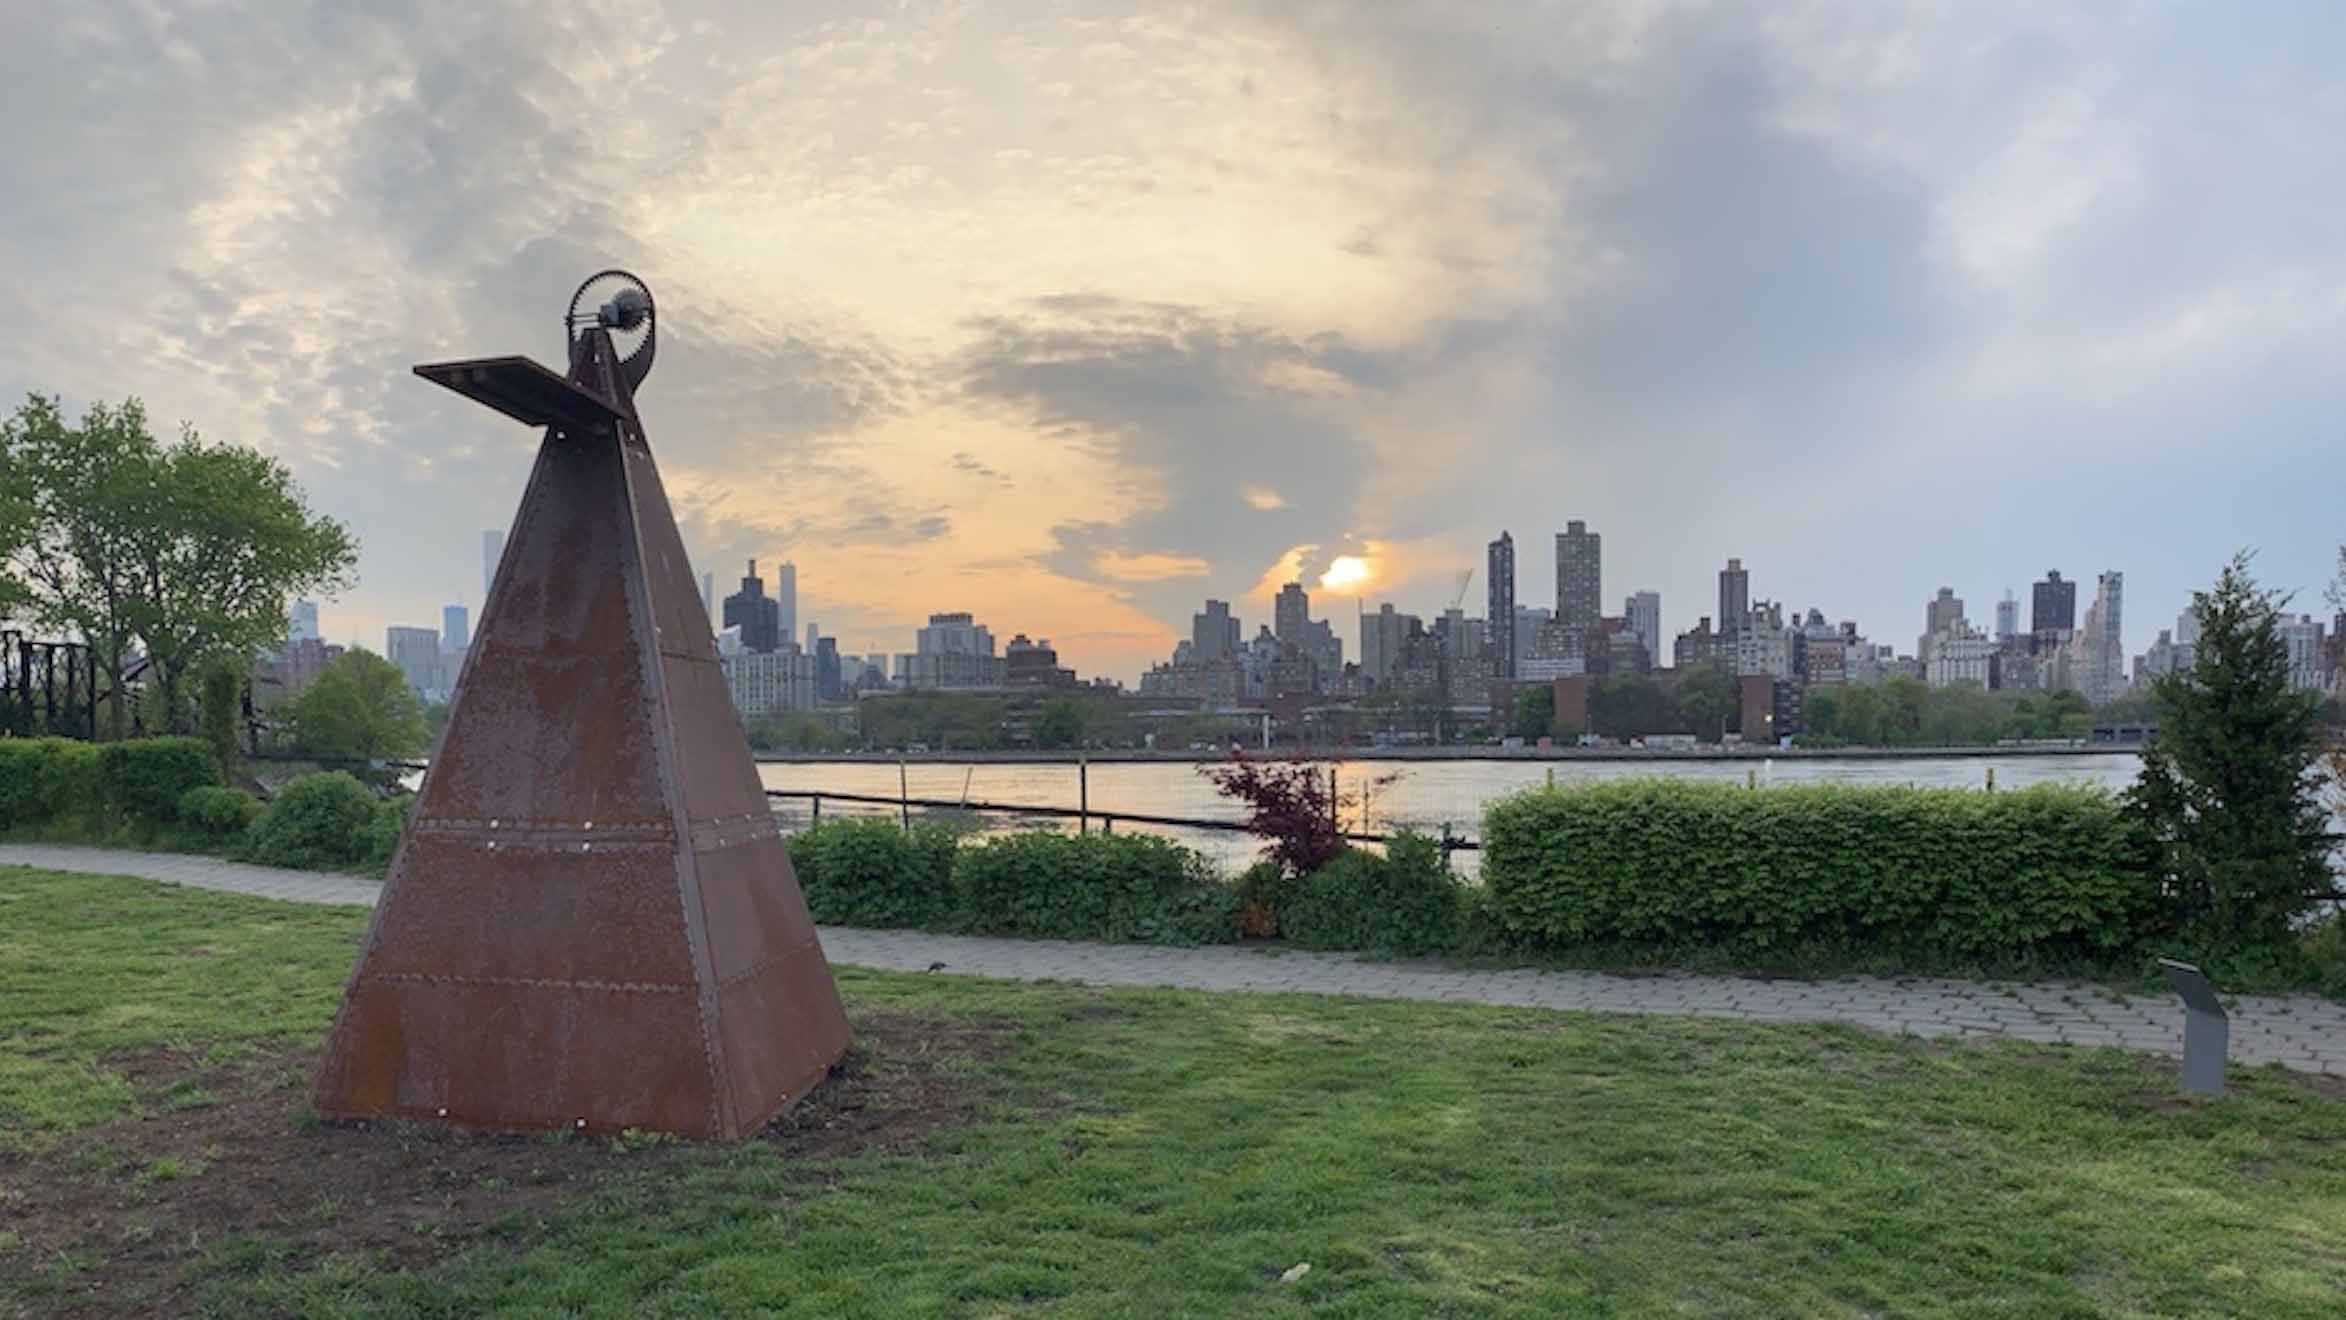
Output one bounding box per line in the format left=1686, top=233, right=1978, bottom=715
left=7, top=844, right=2342, bottom=1076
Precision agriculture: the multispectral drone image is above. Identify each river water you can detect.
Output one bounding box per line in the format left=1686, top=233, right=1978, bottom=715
left=756, top=754, right=2146, bottom=877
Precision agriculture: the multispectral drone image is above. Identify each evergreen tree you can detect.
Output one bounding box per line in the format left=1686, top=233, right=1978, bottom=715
left=2125, top=553, right=2334, bottom=948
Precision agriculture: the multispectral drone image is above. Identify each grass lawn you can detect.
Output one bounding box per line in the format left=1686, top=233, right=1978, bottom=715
left=4, top=866, right=2345, bottom=1318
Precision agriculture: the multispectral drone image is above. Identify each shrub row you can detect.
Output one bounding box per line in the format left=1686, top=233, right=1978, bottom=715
left=0, top=737, right=221, bottom=832
left=1481, top=780, right=2164, bottom=963
left=782, top=818, right=1469, bottom=952
left=1, top=736, right=406, bottom=872
left=1277, top=831, right=1463, bottom=955
left=788, top=819, right=1245, bottom=945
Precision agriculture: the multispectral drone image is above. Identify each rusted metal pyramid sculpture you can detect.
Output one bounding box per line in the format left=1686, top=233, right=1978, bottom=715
left=314, top=271, right=851, bottom=1139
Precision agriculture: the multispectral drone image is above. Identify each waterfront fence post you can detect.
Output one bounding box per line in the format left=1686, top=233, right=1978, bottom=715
left=898, top=759, right=910, bottom=832
left=811, top=793, right=821, bottom=826
left=1985, top=765, right=1996, bottom=792
left=1079, top=755, right=1089, bottom=836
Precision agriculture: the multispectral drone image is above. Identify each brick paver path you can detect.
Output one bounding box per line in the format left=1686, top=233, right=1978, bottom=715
left=8, top=844, right=2341, bottom=1076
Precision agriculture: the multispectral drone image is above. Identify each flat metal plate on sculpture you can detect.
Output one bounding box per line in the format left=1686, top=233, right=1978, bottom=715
left=313, top=271, right=852, bottom=1140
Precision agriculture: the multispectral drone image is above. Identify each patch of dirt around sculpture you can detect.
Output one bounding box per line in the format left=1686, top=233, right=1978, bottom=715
left=2, top=1010, right=1014, bottom=1319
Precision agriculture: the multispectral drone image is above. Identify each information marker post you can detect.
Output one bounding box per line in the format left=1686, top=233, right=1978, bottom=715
left=2157, top=958, right=2229, bottom=1098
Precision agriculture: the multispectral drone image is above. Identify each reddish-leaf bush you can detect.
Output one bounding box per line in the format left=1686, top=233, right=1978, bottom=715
left=1201, top=754, right=1343, bottom=876
left=1201, top=752, right=1397, bottom=877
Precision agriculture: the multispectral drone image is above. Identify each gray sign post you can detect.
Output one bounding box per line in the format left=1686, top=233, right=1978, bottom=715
left=2158, top=958, right=2228, bottom=1097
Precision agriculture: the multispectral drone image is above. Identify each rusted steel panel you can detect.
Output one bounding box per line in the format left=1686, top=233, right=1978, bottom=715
left=717, top=935, right=853, bottom=1130
left=412, top=356, right=628, bottom=430
left=359, top=834, right=698, bottom=986
left=316, top=980, right=714, bottom=1134
left=315, top=275, right=851, bottom=1140
left=663, top=653, right=776, bottom=823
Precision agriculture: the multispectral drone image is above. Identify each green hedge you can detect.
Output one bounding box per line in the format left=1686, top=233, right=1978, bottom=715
left=98, top=737, right=220, bottom=823
left=3, top=735, right=221, bottom=831
left=956, top=830, right=1229, bottom=943
left=242, top=771, right=380, bottom=870
left=1481, top=780, right=2163, bottom=962
left=361, top=795, right=414, bottom=871
left=179, top=785, right=265, bottom=840
left=781, top=821, right=1239, bottom=944
left=0, top=738, right=103, bottom=829
left=788, top=819, right=960, bottom=927
left=1279, top=832, right=1462, bottom=955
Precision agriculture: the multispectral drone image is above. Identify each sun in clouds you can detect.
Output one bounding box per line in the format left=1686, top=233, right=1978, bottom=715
left=1318, top=555, right=1374, bottom=594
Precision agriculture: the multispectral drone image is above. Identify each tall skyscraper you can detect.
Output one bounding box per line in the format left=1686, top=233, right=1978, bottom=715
left=1995, top=592, right=2019, bottom=643
left=1925, top=588, right=1961, bottom=632
left=1274, top=581, right=1311, bottom=645
left=482, top=529, right=506, bottom=600
left=2032, top=570, right=2076, bottom=635
left=722, top=560, right=782, bottom=653
left=1625, top=591, right=1661, bottom=665
left=1919, top=587, right=1966, bottom=663
left=2074, top=570, right=2125, bottom=704
left=1360, top=603, right=1420, bottom=683
left=385, top=626, right=441, bottom=699
left=1486, top=532, right=1516, bottom=679
left=2175, top=593, right=2206, bottom=646
left=442, top=604, right=470, bottom=653
left=805, top=622, right=819, bottom=653
left=701, top=571, right=715, bottom=622
left=1718, top=558, right=1750, bottom=636
left=1192, top=599, right=1240, bottom=662
left=775, top=561, right=798, bottom=650
left=1555, top=521, right=1601, bottom=630
left=288, top=599, right=320, bottom=644
left=1513, top=605, right=1551, bottom=676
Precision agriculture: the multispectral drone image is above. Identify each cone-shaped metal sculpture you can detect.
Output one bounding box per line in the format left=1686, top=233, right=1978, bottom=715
left=314, top=272, right=851, bottom=1139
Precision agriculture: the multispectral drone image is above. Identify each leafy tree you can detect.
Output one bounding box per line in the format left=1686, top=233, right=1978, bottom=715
left=2125, top=553, right=2334, bottom=949
left=1398, top=683, right=1452, bottom=743
left=0, top=415, right=31, bottom=622
left=127, top=424, right=355, bottom=728
left=1675, top=662, right=1737, bottom=743
left=1, top=395, right=354, bottom=735
left=2007, top=689, right=2091, bottom=741
left=1878, top=675, right=1928, bottom=744
left=1803, top=685, right=1844, bottom=738
left=860, top=692, right=1008, bottom=750
left=2094, top=691, right=2158, bottom=726
left=197, top=657, right=244, bottom=777
left=1588, top=675, right=1681, bottom=739
left=1033, top=697, right=1087, bottom=749
left=3, top=397, right=153, bottom=736
left=746, top=713, right=839, bottom=752
left=287, top=650, right=429, bottom=766
left=1510, top=684, right=1554, bottom=740
left=1916, top=681, right=2004, bottom=747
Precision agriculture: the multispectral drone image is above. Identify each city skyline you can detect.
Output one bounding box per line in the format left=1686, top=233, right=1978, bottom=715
left=361, top=520, right=2311, bottom=692
left=8, top=4, right=2342, bottom=683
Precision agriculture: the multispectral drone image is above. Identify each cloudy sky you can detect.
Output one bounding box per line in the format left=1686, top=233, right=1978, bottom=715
left=7, top=1, right=2341, bottom=679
